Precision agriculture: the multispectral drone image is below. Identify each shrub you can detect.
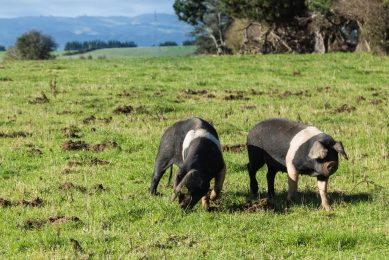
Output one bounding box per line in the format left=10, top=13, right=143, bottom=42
left=15, top=30, right=57, bottom=60
left=4, top=46, right=20, bottom=61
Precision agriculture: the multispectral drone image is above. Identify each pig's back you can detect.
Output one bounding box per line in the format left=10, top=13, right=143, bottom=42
left=247, top=118, right=306, bottom=165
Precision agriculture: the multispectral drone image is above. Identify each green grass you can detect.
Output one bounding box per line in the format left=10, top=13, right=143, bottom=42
left=0, top=53, right=388, bottom=258
left=59, top=46, right=197, bottom=59
left=0, top=51, right=4, bottom=61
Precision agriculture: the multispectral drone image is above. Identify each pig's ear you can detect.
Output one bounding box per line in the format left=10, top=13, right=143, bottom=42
left=308, top=141, right=328, bottom=159
left=172, top=170, right=197, bottom=201
left=333, top=141, right=348, bottom=160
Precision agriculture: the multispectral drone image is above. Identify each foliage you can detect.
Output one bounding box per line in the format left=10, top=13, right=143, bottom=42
left=221, top=0, right=307, bottom=24
left=333, top=0, right=389, bottom=54
left=306, top=0, right=333, bottom=13
left=174, top=0, right=232, bottom=54
left=182, top=39, right=196, bottom=46
left=0, top=45, right=5, bottom=51
left=64, top=40, right=137, bottom=54
left=159, top=41, right=178, bottom=47
left=14, top=30, right=57, bottom=60
left=0, top=54, right=388, bottom=258
left=3, top=46, right=20, bottom=61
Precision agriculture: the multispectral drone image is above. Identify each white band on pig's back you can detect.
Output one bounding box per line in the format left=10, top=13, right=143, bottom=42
left=285, top=126, right=323, bottom=174
left=182, top=129, right=221, bottom=160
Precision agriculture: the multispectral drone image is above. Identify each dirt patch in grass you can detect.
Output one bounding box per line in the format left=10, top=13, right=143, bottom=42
left=222, top=144, right=246, bottom=153
left=29, top=92, right=49, bottom=104
left=224, top=93, right=250, bottom=101
left=179, top=89, right=216, bottom=99
left=0, top=198, right=12, bottom=207
left=0, top=131, right=30, bottom=138
left=83, top=115, right=96, bottom=124
left=59, top=182, right=87, bottom=193
left=332, top=104, right=356, bottom=113
left=67, top=157, right=110, bottom=167
left=92, top=184, right=107, bottom=192
left=356, top=96, right=366, bottom=103
left=370, top=99, right=383, bottom=105
left=82, top=115, right=112, bottom=124
left=90, top=141, right=120, bottom=152
left=184, top=89, right=209, bottom=95
left=27, top=147, right=43, bottom=156
left=241, top=105, right=257, bottom=110
left=278, top=90, right=310, bottom=97
left=113, top=105, right=133, bottom=115
left=100, top=116, right=113, bottom=124
left=63, top=140, right=89, bottom=151
left=62, top=125, right=82, bottom=138
left=61, top=168, right=80, bottom=175
left=57, top=110, right=80, bottom=115
left=316, top=86, right=332, bottom=93
left=117, top=90, right=130, bottom=97
left=89, top=158, right=110, bottom=165
left=228, top=198, right=275, bottom=212
left=63, top=140, right=120, bottom=152
left=0, top=197, right=43, bottom=207
left=24, top=216, right=81, bottom=230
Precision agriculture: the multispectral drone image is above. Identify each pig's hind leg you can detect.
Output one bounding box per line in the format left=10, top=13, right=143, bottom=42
left=150, top=156, right=174, bottom=195
left=266, top=166, right=277, bottom=199
left=247, top=145, right=265, bottom=196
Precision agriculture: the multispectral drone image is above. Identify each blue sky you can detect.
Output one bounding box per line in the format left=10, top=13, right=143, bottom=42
left=0, top=0, right=175, bottom=18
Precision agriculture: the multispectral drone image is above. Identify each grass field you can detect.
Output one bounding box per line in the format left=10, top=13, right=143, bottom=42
left=0, top=53, right=388, bottom=258
left=59, top=46, right=197, bottom=59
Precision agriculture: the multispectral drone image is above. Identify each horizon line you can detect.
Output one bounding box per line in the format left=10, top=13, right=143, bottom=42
left=0, top=13, right=174, bottom=19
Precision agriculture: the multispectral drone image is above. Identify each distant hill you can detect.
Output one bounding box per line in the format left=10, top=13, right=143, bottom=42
left=0, top=14, right=193, bottom=49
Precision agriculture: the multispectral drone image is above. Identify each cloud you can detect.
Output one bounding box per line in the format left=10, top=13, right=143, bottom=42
left=0, top=0, right=175, bottom=18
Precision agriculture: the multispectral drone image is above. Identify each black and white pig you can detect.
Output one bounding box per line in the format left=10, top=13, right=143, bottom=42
left=150, top=117, right=226, bottom=210
left=247, top=118, right=348, bottom=210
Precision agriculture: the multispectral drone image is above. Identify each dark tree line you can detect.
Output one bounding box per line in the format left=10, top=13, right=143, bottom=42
left=0, top=45, right=5, bottom=51
left=174, top=0, right=388, bottom=55
left=64, top=40, right=137, bottom=53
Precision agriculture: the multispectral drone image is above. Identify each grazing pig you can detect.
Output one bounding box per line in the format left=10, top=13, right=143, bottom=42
left=150, top=117, right=226, bottom=210
left=247, top=118, right=348, bottom=210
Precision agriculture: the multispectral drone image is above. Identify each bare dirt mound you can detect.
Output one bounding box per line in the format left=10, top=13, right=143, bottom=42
left=24, top=216, right=81, bottom=229
left=222, top=144, right=246, bottom=153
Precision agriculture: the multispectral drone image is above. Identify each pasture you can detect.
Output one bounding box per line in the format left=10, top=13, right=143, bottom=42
left=59, top=46, right=197, bottom=59
left=0, top=53, right=388, bottom=258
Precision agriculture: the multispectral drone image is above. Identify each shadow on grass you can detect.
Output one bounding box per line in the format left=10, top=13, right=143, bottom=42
left=221, top=190, right=371, bottom=214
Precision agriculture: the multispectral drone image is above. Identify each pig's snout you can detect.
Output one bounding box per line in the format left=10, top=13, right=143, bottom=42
left=325, top=161, right=338, bottom=175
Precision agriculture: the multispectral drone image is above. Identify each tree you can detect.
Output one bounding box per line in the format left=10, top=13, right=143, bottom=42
left=332, top=0, right=389, bottom=54
left=0, top=45, right=5, bottom=51
left=174, top=0, right=232, bottom=54
left=15, top=30, right=57, bottom=60
left=159, top=41, right=178, bottom=46
left=182, top=39, right=196, bottom=45
left=221, top=0, right=307, bottom=24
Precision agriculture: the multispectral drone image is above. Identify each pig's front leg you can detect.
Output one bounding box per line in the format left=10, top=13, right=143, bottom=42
left=210, top=165, right=226, bottom=201
left=317, top=177, right=330, bottom=211
left=286, top=164, right=299, bottom=204
left=201, top=193, right=210, bottom=210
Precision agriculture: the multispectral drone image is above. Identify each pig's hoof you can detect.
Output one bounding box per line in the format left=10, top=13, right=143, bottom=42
left=286, top=199, right=294, bottom=208
left=210, top=190, right=218, bottom=201
left=150, top=190, right=161, bottom=196
left=322, top=205, right=331, bottom=211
